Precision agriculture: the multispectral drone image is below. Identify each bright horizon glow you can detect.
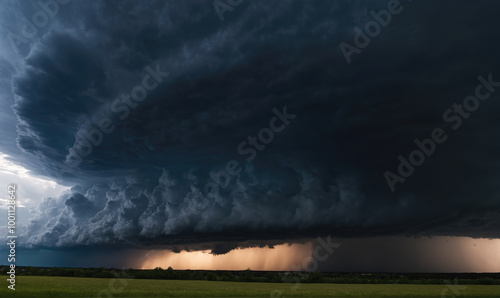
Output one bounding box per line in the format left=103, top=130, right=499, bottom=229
left=446, top=237, right=500, bottom=272
left=139, top=237, right=500, bottom=272
left=140, top=243, right=314, bottom=271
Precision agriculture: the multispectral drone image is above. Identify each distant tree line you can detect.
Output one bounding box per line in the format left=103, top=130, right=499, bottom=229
left=1, top=266, right=499, bottom=285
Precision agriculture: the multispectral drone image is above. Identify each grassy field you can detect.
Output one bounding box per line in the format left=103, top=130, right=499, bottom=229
left=1, top=276, right=500, bottom=297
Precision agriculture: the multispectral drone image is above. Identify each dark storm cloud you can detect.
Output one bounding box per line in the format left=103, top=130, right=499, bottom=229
left=2, top=0, right=500, bottom=251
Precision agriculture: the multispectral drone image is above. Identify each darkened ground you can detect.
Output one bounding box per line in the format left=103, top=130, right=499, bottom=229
left=3, top=266, right=500, bottom=285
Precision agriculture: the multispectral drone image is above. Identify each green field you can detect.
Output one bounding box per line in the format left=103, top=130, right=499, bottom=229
left=2, top=276, right=500, bottom=297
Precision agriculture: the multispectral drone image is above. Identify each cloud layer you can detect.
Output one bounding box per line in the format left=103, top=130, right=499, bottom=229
left=1, top=0, right=500, bottom=252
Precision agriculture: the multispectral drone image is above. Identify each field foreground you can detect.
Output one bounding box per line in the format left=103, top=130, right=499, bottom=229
left=2, top=276, right=500, bottom=297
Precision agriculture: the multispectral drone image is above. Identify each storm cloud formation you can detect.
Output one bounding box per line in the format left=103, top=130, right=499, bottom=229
left=1, top=0, right=500, bottom=252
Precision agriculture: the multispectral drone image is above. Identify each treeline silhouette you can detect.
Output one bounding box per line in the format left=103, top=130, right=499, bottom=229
left=2, top=266, right=500, bottom=285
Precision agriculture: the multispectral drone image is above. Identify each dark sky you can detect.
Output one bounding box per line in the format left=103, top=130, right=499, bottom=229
left=1, top=0, right=500, bottom=271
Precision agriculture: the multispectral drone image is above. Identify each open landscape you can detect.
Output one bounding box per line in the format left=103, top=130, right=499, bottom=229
left=1, top=276, right=500, bottom=297
left=2, top=1, right=500, bottom=297
left=2, top=267, right=500, bottom=297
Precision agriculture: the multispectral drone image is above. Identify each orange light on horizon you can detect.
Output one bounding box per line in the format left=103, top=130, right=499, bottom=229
left=140, top=242, right=313, bottom=271
left=137, top=236, right=500, bottom=272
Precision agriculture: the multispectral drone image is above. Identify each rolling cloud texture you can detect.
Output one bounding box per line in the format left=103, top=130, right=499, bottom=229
left=0, top=0, right=500, bottom=253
